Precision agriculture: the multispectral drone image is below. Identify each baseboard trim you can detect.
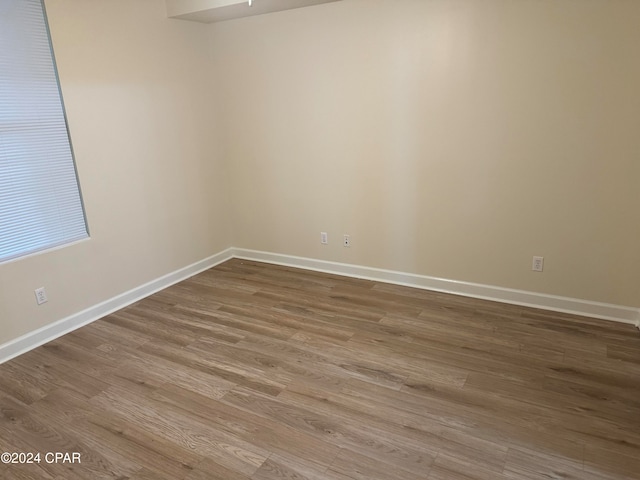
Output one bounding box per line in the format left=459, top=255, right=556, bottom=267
left=231, top=248, right=640, bottom=326
left=2, top=246, right=637, bottom=365
left=0, top=248, right=234, bottom=365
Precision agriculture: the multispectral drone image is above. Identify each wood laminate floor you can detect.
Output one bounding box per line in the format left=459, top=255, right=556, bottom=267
left=1, top=259, right=639, bottom=479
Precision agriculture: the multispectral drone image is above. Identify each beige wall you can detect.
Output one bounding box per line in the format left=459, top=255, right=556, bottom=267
left=1, top=0, right=638, bottom=349
left=212, top=0, right=640, bottom=307
left=0, top=0, right=231, bottom=345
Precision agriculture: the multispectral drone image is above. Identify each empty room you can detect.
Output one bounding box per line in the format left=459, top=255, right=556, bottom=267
left=1, top=0, right=639, bottom=479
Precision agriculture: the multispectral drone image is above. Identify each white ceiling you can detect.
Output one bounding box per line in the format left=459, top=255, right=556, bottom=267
left=165, top=0, right=342, bottom=23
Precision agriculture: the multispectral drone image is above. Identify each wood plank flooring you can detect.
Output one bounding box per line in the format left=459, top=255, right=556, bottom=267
left=1, top=258, right=639, bottom=479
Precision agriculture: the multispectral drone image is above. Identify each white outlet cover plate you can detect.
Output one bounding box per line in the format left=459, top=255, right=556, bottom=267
left=532, top=256, right=544, bottom=272
left=35, top=287, right=48, bottom=305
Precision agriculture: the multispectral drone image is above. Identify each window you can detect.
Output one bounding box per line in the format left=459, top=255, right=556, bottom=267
left=0, top=0, right=87, bottom=263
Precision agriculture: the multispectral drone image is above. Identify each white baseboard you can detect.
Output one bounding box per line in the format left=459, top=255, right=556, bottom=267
left=2, top=246, right=637, bottom=365
left=231, top=248, right=640, bottom=326
left=0, top=248, right=234, bottom=365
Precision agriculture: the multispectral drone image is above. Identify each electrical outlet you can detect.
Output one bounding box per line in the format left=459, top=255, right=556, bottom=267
left=343, top=234, right=351, bottom=247
left=34, top=287, right=48, bottom=305
left=320, top=232, right=328, bottom=245
left=532, top=256, right=544, bottom=272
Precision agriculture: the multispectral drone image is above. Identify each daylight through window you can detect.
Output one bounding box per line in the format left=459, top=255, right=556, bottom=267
left=0, top=0, right=87, bottom=263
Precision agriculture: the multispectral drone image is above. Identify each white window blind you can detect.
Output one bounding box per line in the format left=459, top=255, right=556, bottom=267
left=0, top=0, right=87, bottom=263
